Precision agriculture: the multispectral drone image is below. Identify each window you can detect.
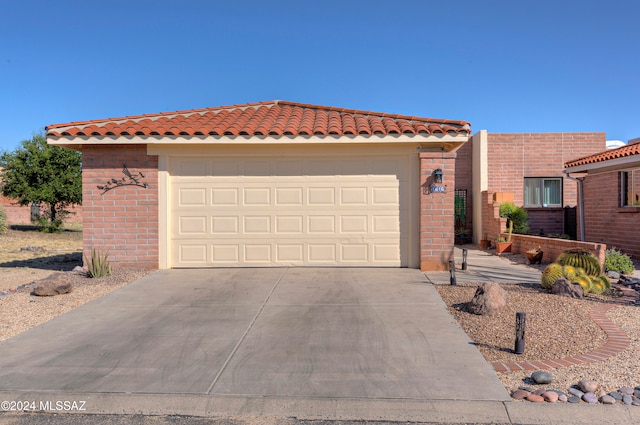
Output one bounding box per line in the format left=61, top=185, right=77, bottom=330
left=620, top=168, right=640, bottom=207
left=524, top=177, right=562, bottom=207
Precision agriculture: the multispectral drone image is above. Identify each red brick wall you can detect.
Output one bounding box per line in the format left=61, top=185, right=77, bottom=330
left=0, top=195, right=32, bottom=224
left=527, top=208, right=564, bottom=236
left=456, top=132, right=606, bottom=239
left=82, top=145, right=158, bottom=269
left=486, top=133, right=605, bottom=207
left=419, top=151, right=456, bottom=271
left=582, top=171, right=640, bottom=259
left=508, top=234, right=606, bottom=266
left=1, top=195, right=83, bottom=225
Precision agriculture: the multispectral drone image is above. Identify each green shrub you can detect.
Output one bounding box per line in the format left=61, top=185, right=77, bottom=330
left=0, top=205, right=7, bottom=234
left=499, top=202, right=529, bottom=235
left=85, top=248, right=112, bottom=278
left=604, top=249, right=635, bottom=275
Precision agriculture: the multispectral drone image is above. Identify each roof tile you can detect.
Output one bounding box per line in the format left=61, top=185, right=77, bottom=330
left=46, top=100, right=471, bottom=139
left=565, top=143, right=640, bottom=168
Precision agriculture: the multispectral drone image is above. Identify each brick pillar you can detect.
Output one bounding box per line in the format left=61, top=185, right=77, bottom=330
left=419, top=151, right=456, bottom=271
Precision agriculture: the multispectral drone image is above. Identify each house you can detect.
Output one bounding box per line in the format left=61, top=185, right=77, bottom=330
left=564, top=140, right=640, bottom=259
left=454, top=131, right=607, bottom=243
left=45, top=100, right=471, bottom=270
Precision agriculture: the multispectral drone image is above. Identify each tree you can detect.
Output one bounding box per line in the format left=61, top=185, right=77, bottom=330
left=0, top=132, right=81, bottom=232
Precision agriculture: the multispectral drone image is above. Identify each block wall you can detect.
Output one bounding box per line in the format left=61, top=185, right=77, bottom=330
left=82, top=145, right=159, bottom=269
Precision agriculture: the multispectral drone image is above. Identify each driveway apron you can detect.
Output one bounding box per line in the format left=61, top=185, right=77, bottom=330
left=0, top=268, right=509, bottom=403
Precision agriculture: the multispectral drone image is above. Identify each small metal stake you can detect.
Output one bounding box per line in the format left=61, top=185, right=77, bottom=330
left=515, top=312, right=526, bottom=354
left=449, top=260, right=456, bottom=286
left=461, top=248, right=468, bottom=270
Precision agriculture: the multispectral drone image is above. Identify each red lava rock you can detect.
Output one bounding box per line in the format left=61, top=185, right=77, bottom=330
left=511, top=389, right=530, bottom=400
left=526, top=394, right=545, bottom=403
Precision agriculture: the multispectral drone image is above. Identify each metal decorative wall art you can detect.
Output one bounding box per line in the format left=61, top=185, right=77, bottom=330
left=97, top=164, right=148, bottom=194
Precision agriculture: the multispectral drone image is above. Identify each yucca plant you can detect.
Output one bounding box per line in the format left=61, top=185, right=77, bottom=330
left=85, top=248, right=112, bottom=278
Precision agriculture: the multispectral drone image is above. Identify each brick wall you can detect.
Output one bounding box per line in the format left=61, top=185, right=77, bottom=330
left=419, top=151, right=457, bottom=271
left=82, top=145, right=158, bottom=269
left=486, top=133, right=605, bottom=207
left=526, top=208, right=564, bottom=236
left=1, top=195, right=83, bottom=225
left=507, top=234, right=606, bottom=266
left=582, top=171, right=640, bottom=259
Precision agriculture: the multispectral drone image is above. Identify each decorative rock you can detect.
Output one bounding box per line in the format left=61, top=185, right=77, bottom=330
left=568, top=387, right=585, bottom=398
left=518, top=386, right=534, bottom=392
left=619, top=386, right=634, bottom=395
left=31, top=282, right=73, bottom=296
left=550, top=389, right=565, bottom=396
left=531, top=370, right=553, bottom=385
left=582, top=392, right=598, bottom=404
left=567, top=396, right=581, bottom=403
left=623, top=395, right=633, bottom=405
left=609, top=391, right=623, bottom=401
left=606, top=270, right=621, bottom=280
left=466, top=282, right=508, bottom=315
left=551, top=278, right=584, bottom=298
left=532, top=389, right=546, bottom=396
left=526, top=394, right=544, bottom=403
left=542, top=391, right=559, bottom=403
left=632, top=400, right=640, bottom=407
left=634, top=389, right=640, bottom=398
left=578, top=380, right=598, bottom=393
left=558, top=394, right=568, bottom=402
left=600, top=395, right=616, bottom=404
left=511, top=389, right=529, bottom=400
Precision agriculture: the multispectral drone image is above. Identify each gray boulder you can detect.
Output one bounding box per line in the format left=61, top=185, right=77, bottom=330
left=466, top=282, right=508, bottom=316
left=551, top=278, right=584, bottom=299
left=31, top=273, right=73, bottom=297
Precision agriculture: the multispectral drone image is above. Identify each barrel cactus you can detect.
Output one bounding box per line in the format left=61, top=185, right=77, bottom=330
left=590, top=275, right=611, bottom=295
left=575, top=276, right=593, bottom=293
left=541, top=263, right=564, bottom=289
left=557, top=248, right=602, bottom=277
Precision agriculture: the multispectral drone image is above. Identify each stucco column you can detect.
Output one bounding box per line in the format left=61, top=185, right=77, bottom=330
left=419, top=151, right=457, bottom=271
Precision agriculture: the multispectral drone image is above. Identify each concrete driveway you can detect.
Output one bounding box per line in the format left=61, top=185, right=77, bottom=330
left=0, top=268, right=510, bottom=421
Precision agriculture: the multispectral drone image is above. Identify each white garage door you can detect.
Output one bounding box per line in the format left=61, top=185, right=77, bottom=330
left=169, top=155, right=412, bottom=267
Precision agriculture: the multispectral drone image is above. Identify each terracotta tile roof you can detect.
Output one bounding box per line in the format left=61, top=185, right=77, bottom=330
left=45, top=100, right=471, bottom=138
left=564, top=142, right=640, bottom=168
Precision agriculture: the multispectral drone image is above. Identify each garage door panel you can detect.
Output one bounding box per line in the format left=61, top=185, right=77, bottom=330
left=170, top=155, right=411, bottom=267
left=212, top=216, right=239, bottom=234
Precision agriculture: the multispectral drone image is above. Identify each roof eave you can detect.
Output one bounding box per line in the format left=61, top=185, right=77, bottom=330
left=564, top=155, right=640, bottom=174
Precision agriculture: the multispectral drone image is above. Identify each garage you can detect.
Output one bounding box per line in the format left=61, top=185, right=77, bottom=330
left=168, top=151, right=418, bottom=267
left=46, top=100, right=470, bottom=270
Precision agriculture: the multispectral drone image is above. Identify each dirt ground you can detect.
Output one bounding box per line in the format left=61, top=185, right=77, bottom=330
left=0, top=225, right=83, bottom=290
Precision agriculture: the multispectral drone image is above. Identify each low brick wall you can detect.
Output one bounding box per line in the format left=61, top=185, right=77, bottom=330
left=503, top=233, right=606, bottom=266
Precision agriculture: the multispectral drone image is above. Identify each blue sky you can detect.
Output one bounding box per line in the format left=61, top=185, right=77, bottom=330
left=1, top=0, right=639, bottom=152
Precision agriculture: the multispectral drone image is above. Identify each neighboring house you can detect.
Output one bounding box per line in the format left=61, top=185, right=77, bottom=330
left=46, top=100, right=471, bottom=270
left=564, top=140, right=640, bottom=259
left=455, top=131, right=606, bottom=243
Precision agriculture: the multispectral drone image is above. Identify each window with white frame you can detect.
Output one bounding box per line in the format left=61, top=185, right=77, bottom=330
left=620, top=168, right=640, bottom=207
left=524, top=177, right=562, bottom=207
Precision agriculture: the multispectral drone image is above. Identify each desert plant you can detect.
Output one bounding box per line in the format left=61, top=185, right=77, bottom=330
left=575, top=276, right=593, bottom=293
left=590, top=275, right=611, bottom=295
left=85, top=248, right=112, bottom=278
left=541, top=263, right=564, bottom=289
left=557, top=248, right=602, bottom=277
left=604, top=249, right=635, bottom=275
left=0, top=205, right=6, bottom=234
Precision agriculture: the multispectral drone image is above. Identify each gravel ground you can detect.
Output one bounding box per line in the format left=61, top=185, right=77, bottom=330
left=436, top=253, right=640, bottom=395
left=0, top=268, right=151, bottom=342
